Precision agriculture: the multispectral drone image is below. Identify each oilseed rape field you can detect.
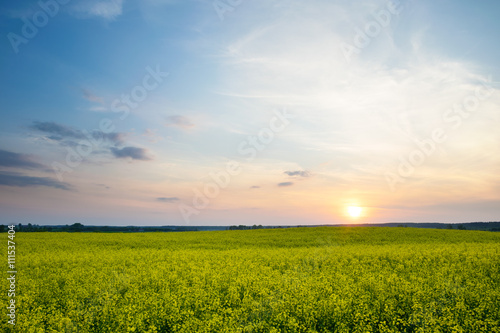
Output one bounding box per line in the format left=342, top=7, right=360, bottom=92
left=3, top=227, right=500, bottom=332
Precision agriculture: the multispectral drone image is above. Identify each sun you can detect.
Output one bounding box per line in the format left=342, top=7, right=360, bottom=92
left=347, top=206, right=362, bottom=218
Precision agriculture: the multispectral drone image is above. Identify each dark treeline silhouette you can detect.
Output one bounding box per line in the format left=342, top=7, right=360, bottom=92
left=0, top=223, right=199, bottom=233
left=228, top=225, right=264, bottom=230
left=1, top=222, right=499, bottom=233
left=343, top=222, right=500, bottom=231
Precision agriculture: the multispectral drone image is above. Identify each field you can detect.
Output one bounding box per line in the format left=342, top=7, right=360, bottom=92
left=4, top=227, right=500, bottom=332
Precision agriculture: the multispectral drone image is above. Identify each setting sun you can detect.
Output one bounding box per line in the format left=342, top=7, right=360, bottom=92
left=347, top=206, right=362, bottom=218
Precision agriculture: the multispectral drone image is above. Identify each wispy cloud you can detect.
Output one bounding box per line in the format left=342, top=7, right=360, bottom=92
left=278, top=182, right=294, bottom=187
left=0, top=150, right=46, bottom=170
left=156, top=197, right=179, bottom=203
left=31, top=121, right=126, bottom=145
left=31, top=121, right=85, bottom=140
left=165, top=115, right=194, bottom=129
left=285, top=170, right=310, bottom=177
left=89, top=106, right=108, bottom=112
left=0, top=172, right=73, bottom=191
left=82, top=89, right=104, bottom=103
left=103, top=132, right=127, bottom=144
left=110, top=147, right=152, bottom=160
left=212, top=0, right=499, bottom=195
left=71, top=0, right=124, bottom=20
left=143, top=129, right=164, bottom=143
left=250, top=186, right=261, bottom=189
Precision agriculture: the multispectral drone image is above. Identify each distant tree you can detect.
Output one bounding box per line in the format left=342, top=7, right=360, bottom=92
left=228, top=225, right=255, bottom=230
left=457, top=224, right=466, bottom=230
left=447, top=224, right=453, bottom=229
left=69, top=223, right=85, bottom=232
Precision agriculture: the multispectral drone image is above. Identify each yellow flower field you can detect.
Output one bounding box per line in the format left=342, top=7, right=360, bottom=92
left=4, top=227, right=500, bottom=332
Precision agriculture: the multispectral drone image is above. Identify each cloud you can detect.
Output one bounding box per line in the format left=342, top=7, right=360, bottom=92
left=143, top=129, right=164, bottom=143
left=89, top=106, right=108, bottom=112
left=71, top=0, right=124, bottom=20
left=0, top=172, right=73, bottom=191
left=165, top=115, right=194, bottom=129
left=250, top=186, right=261, bottom=189
left=278, top=182, right=294, bottom=187
left=156, top=197, right=180, bottom=203
left=31, top=121, right=126, bottom=145
left=102, top=132, right=126, bottom=144
left=82, top=89, right=104, bottom=103
left=210, top=0, right=500, bottom=196
left=110, top=147, right=152, bottom=160
left=285, top=170, right=310, bottom=177
left=142, top=0, right=177, bottom=6
left=0, top=150, right=46, bottom=170
left=31, top=121, right=85, bottom=140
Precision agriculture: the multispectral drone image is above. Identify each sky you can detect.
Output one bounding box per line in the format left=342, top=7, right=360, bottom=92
left=1, top=0, right=499, bottom=226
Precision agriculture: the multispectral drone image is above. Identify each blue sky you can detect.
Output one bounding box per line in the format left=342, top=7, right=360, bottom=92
left=1, top=0, right=499, bottom=226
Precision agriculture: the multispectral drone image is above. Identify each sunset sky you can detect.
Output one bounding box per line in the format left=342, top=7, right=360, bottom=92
left=1, top=0, right=499, bottom=226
